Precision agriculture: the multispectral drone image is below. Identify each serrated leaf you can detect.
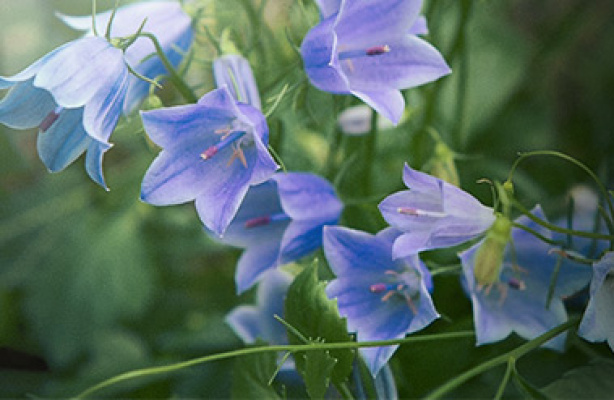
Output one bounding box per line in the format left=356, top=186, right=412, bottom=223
left=231, top=345, right=281, bottom=400
left=284, top=261, right=355, bottom=385
left=301, top=346, right=337, bottom=399
left=542, top=360, right=614, bottom=399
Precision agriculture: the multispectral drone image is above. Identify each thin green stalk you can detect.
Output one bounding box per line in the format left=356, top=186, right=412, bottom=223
left=493, top=358, right=515, bottom=400
left=426, top=317, right=579, bottom=400
left=138, top=32, right=198, bottom=103
left=513, top=199, right=613, bottom=241
left=75, top=331, right=474, bottom=398
left=507, top=150, right=614, bottom=238
left=511, top=222, right=566, bottom=247
left=363, top=109, right=378, bottom=195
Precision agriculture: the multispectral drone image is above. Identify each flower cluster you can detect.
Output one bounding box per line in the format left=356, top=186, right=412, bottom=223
left=1, top=0, right=612, bottom=397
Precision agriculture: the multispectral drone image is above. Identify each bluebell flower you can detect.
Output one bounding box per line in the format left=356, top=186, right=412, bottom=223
left=379, top=164, right=495, bottom=258
left=226, top=269, right=293, bottom=346
left=578, top=252, right=614, bottom=352
left=140, top=86, right=278, bottom=237
left=218, top=172, right=343, bottom=293
left=301, top=0, right=450, bottom=124
left=213, top=54, right=262, bottom=110
left=324, top=226, right=439, bottom=375
left=0, top=36, right=129, bottom=188
left=59, top=0, right=194, bottom=114
left=460, top=206, right=593, bottom=350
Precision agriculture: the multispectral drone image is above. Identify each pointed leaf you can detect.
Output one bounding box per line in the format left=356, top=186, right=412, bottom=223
left=542, top=360, right=614, bottom=399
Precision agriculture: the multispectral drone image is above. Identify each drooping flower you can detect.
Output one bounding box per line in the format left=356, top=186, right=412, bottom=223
left=213, top=54, right=262, bottom=110
left=378, top=164, right=495, bottom=259
left=324, top=226, right=439, bottom=375
left=218, top=172, right=343, bottom=293
left=578, top=252, right=614, bottom=353
left=226, top=269, right=293, bottom=346
left=0, top=36, right=129, bottom=188
left=140, top=86, right=278, bottom=236
left=301, top=0, right=450, bottom=124
left=459, top=206, right=592, bottom=350
left=59, top=0, right=194, bottom=114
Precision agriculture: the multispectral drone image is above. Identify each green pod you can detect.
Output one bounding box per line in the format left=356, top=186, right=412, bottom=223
left=473, top=214, right=512, bottom=286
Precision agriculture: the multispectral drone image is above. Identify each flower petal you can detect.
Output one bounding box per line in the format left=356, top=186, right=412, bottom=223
left=214, top=54, right=262, bottom=109
left=409, top=16, right=428, bottom=35
left=352, top=88, right=405, bottom=124
left=341, top=35, right=450, bottom=93
left=314, top=0, right=342, bottom=19
left=33, top=37, right=126, bottom=109
left=273, top=172, right=343, bottom=221
left=226, top=306, right=262, bottom=343
left=0, top=79, right=57, bottom=129
left=36, top=108, right=90, bottom=173
left=235, top=236, right=282, bottom=294
left=85, top=139, right=113, bottom=189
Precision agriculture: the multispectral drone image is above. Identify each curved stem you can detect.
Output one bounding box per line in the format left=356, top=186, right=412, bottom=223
left=512, top=199, right=614, bottom=241
left=425, top=317, right=579, bottom=400
left=75, top=331, right=474, bottom=398
left=507, top=151, right=614, bottom=237
left=138, top=32, right=198, bottom=103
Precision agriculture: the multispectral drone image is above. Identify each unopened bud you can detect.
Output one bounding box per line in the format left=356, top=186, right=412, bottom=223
left=474, top=215, right=512, bottom=286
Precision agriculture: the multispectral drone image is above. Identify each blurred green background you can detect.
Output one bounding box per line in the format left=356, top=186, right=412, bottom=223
left=0, top=0, right=613, bottom=398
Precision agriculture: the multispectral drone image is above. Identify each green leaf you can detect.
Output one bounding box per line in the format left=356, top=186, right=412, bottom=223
left=284, top=260, right=355, bottom=387
left=231, top=344, right=281, bottom=400
left=542, top=360, right=614, bottom=399
left=299, top=342, right=338, bottom=399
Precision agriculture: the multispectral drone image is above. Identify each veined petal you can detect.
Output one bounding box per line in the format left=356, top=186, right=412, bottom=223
left=273, top=172, right=343, bottom=221
left=214, top=55, right=262, bottom=109
left=352, top=88, right=405, bottom=124
left=82, top=65, right=129, bottom=143
left=140, top=102, right=233, bottom=149
left=0, top=43, right=67, bottom=89
left=85, top=139, right=113, bottom=189
left=0, top=79, right=57, bottom=129
left=33, top=37, right=126, bottom=109
left=323, top=226, right=395, bottom=276
left=234, top=231, right=282, bottom=293
left=301, top=18, right=350, bottom=94
left=335, top=0, right=423, bottom=47
left=341, top=35, right=450, bottom=93
left=194, top=146, right=259, bottom=236
left=37, top=108, right=90, bottom=173
left=314, top=0, right=341, bottom=19
left=278, top=219, right=330, bottom=265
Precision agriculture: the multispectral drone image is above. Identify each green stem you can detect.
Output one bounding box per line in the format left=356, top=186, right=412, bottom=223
left=507, top=150, right=614, bottom=238
left=425, top=317, right=579, bottom=400
left=75, top=331, right=474, bottom=398
left=138, top=32, right=198, bottom=103
left=363, top=109, right=378, bottom=195
left=493, top=358, right=515, bottom=400
left=512, top=199, right=614, bottom=241
left=511, top=222, right=566, bottom=247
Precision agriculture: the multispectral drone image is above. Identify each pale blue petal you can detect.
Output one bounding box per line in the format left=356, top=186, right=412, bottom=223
left=578, top=252, right=614, bottom=351
left=0, top=79, right=56, bottom=129
left=82, top=66, right=128, bottom=143
left=273, top=172, right=343, bottom=221
left=214, top=55, right=262, bottom=109
left=226, top=306, right=262, bottom=343
left=33, top=37, right=126, bottom=109
left=341, top=36, right=450, bottom=93
left=36, top=108, right=90, bottom=173
left=409, top=16, right=428, bottom=35
left=85, top=139, right=112, bottom=189
left=235, top=236, right=282, bottom=294
left=335, top=0, right=423, bottom=48
left=314, top=0, right=341, bottom=19
left=352, top=88, right=405, bottom=124
left=278, top=219, right=330, bottom=265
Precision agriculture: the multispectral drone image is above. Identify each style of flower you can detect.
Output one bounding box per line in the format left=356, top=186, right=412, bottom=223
left=459, top=206, right=593, bottom=350
left=578, top=252, right=614, bottom=353
left=226, top=269, right=293, bottom=346
left=301, top=0, right=450, bottom=124
left=324, top=226, right=439, bottom=375
left=59, top=0, right=194, bottom=114
left=218, top=172, right=343, bottom=293
left=378, top=164, right=495, bottom=258
left=213, top=54, right=262, bottom=110
left=0, top=36, right=129, bottom=188
left=140, top=86, right=278, bottom=237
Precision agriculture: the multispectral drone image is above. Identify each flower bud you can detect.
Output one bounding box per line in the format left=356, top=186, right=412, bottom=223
left=427, top=142, right=460, bottom=186
left=473, top=214, right=512, bottom=287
